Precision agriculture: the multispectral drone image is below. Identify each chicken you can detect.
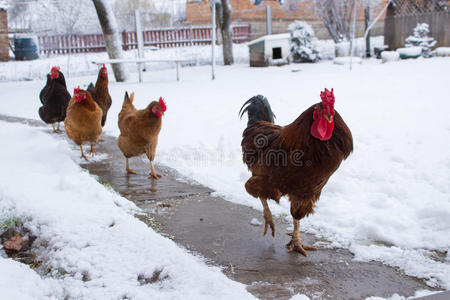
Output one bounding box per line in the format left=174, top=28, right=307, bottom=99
left=38, top=66, right=71, bottom=133
left=118, top=92, right=166, bottom=179
left=239, top=89, right=353, bottom=256
left=64, top=87, right=103, bottom=161
left=87, top=64, right=111, bottom=127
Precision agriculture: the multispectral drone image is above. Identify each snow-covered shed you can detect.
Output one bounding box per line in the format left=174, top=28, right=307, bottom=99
left=248, top=33, right=290, bottom=67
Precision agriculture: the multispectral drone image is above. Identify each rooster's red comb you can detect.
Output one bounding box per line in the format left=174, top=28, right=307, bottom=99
left=320, top=88, right=335, bottom=107
left=159, top=97, right=167, bottom=112
left=102, top=64, right=106, bottom=69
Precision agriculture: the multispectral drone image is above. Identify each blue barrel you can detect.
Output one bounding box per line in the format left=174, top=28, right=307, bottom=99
left=14, top=36, right=39, bottom=61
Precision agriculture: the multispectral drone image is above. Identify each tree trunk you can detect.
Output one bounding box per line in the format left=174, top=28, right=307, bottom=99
left=92, top=0, right=127, bottom=82
left=365, top=2, right=371, bottom=57
left=221, top=0, right=233, bottom=65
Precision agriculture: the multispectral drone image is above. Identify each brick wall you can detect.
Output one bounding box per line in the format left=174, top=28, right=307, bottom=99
left=0, top=9, right=8, bottom=61
left=187, top=0, right=320, bottom=24
left=186, top=0, right=385, bottom=40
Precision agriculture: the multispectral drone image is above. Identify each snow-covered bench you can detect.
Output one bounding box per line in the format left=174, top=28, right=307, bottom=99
left=92, top=58, right=191, bottom=83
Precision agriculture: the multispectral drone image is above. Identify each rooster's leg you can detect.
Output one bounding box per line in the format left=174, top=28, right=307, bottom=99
left=125, top=158, right=136, bottom=175
left=286, top=218, right=317, bottom=256
left=148, top=161, right=162, bottom=179
left=89, top=142, right=96, bottom=158
left=79, top=145, right=88, bottom=161
left=260, top=198, right=275, bottom=237
left=51, top=123, right=57, bottom=133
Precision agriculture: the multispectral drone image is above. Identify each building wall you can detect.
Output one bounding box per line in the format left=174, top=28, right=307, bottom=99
left=186, top=0, right=385, bottom=40
left=0, top=9, right=8, bottom=61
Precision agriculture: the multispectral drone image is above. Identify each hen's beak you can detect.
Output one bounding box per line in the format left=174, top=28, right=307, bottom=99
left=324, top=115, right=332, bottom=122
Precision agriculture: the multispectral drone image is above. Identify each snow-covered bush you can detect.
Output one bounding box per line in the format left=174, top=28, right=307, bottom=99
left=288, top=21, right=320, bottom=63
left=405, top=23, right=437, bottom=58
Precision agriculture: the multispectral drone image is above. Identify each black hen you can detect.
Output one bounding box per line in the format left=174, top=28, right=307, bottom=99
left=38, top=67, right=71, bottom=133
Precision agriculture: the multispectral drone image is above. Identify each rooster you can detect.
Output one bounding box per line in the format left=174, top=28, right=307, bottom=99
left=239, top=89, right=353, bottom=256
left=87, top=64, right=111, bottom=127
left=118, top=92, right=166, bottom=179
left=64, top=87, right=103, bottom=160
left=38, top=66, right=70, bottom=133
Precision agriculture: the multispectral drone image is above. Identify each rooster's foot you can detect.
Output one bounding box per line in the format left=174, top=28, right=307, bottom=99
left=148, top=173, right=162, bottom=179
left=286, top=236, right=316, bottom=256
left=263, top=212, right=275, bottom=237
left=81, top=154, right=89, bottom=161
left=126, top=169, right=137, bottom=175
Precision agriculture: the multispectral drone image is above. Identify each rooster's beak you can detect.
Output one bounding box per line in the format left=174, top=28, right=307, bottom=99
left=324, top=115, right=332, bottom=122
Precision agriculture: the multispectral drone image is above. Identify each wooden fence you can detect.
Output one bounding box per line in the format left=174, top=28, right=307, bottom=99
left=37, top=24, right=251, bottom=55
left=384, top=12, right=450, bottom=50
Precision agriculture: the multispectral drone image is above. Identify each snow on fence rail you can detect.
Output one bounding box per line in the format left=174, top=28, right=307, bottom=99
left=37, top=24, right=251, bottom=55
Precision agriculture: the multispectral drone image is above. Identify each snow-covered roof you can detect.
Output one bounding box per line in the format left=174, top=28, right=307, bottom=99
left=247, top=33, right=290, bottom=46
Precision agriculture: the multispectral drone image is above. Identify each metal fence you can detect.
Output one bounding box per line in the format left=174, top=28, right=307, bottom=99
left=37, top=24, right=251, bottom=55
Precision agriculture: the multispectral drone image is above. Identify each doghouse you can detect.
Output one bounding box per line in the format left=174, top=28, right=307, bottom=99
left=248, top=33, right=290, bottom=67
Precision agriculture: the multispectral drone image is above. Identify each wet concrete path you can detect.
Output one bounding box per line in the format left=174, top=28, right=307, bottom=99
left=1, top=114, right=440, bottom=300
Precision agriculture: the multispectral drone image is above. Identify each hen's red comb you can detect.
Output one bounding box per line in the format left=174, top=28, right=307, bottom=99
left=320, top=88, right=335, bottom=107
left=74, top=86, right=86, bottom=102
left=102, top=64, right=106, bottom=69
left=159, top=97, right=167, bottom=112
left=51, top=66, right=60, bottom=73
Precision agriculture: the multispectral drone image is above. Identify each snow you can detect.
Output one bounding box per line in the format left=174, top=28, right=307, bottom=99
left=250, top=218, right=263, bottom=226
left=434, top=47, right=450, bottom=57
left=1, top=49, right=450, bottom=292
left=364, top=290, right=440, bottom=300
left=0, top=121, right=255, bottom=299
left=396, top=47, right=422, bottom=57
left=381, top=51, right=400, bottom=63
left=333, top=57, right=362, bottom=65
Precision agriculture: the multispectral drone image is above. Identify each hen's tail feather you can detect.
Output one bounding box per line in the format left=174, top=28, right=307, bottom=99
left=87, top=82, right=95, bottom=95
left=239, top=95, right=276, bottom=127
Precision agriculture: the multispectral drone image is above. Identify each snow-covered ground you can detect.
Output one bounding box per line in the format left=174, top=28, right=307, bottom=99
left=0, top=121, right=255, bottom=300
left=1, top=44, right=450, bottom=297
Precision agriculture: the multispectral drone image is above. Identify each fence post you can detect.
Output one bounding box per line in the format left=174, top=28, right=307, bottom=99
left=122, top=30, right=128, bottom=51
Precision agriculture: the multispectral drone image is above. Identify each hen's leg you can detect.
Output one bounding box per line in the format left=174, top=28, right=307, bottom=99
left=260, top=197, right=275, bottom=237
left=55, top=122, right=62, bottom=133
left=89, top=142, right=96, bottom=158
left=125, top=157, right=136, bottom=174
left=286, top=218, right=317, bottom=256
left=51, top=123, right=57, bottom=133
left=79, top=145, right=88, bottom=161
left=148, top=160, right=162, bottom=179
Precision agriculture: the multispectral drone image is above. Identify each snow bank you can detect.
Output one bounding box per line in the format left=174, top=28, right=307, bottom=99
left=0, top=121, right=255, bottom=300
left=381, top=51, right=400, bottom=63
left=434, top=47, right=450, bottom=57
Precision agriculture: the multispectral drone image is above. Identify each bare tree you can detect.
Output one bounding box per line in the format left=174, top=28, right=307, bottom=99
left=313, top=0, right=356, bottom=43
left=364, top=0, right=371, bottom=57
left=220, top=0, right=233, bottom=65
left=92, top=0, right=127, bottom=82
left=210, top=0, right=234, bottom=65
